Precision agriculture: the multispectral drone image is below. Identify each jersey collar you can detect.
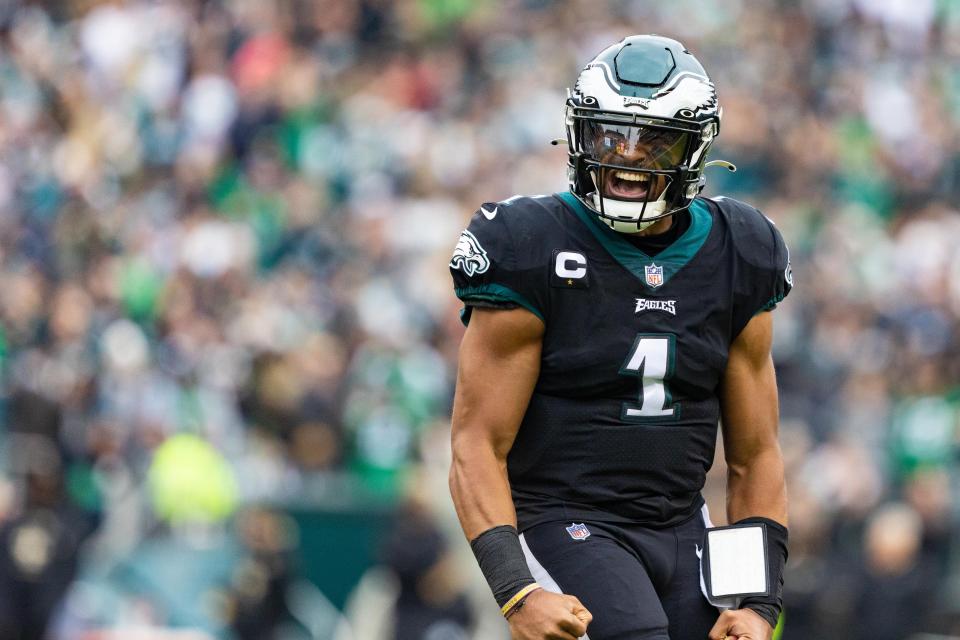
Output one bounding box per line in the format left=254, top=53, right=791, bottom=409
left=555, top=191, right=713, bottom=290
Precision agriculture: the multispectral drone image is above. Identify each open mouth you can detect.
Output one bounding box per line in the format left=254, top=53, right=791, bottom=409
left=604, top=169, right=656, bottom=200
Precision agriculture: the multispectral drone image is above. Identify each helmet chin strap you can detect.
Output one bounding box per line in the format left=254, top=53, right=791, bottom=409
left=590, top=191, right=670, bottom=232
left=588, top=170, right=669, bottom=233
left=588, top=161, right=735, bottom=233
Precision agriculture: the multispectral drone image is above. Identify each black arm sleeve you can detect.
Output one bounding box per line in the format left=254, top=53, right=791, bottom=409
left=470, top=525, right=536, bottom=609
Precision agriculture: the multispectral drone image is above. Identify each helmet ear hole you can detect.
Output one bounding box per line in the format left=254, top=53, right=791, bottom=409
left=678, top=109, right=695, bottom=119
left=582, top=96, right=598, bottom=106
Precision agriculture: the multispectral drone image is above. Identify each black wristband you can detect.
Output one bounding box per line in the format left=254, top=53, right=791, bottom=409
left=735, top=517, right=788, bottom=629
left=470, top=525, right=536, bottom=609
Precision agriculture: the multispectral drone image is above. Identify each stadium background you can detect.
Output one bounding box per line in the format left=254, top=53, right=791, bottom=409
left=0, top=0, right=958, bottom=638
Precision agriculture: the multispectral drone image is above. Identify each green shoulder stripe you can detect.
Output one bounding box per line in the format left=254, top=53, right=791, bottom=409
left=455, top=284, right=545, bottom=324
left=758, top=291, right=787, bottom=314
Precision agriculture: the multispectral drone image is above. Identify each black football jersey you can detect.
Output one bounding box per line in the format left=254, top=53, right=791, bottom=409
left=449, top=192, right=792, bottom=531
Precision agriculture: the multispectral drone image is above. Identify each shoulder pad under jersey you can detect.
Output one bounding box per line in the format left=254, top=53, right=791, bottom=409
left=449, top=195, right=554, bottom=324
left=708, top=195, right=793, bottom=315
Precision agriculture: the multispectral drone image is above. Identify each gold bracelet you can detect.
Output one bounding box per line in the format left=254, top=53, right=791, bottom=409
left=501, top=583, right=542, bottom=618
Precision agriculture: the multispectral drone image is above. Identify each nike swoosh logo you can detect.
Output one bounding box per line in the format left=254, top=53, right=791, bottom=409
left=480, top=206, right=498, bottom=220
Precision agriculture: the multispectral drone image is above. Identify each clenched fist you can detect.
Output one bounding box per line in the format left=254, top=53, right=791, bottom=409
left=508, top=589, right=593, bottom=640
left=708, top=608, right=774, bottom=640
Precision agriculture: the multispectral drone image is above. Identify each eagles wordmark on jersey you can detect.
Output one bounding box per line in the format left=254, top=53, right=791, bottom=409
left=450, top=192, right=791, bottom=531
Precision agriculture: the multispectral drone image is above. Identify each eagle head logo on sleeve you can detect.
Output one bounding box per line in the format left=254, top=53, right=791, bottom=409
left=450, top=230, right=491, bottom=276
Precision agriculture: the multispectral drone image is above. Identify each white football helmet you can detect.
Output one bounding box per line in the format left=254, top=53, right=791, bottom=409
left=565, top=35, right=731, bottom=233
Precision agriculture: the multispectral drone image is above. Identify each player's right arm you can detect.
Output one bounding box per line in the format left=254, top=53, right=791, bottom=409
left=449, top=306, right=543, bottom=539
left=449, top=307, right=591, bottom=640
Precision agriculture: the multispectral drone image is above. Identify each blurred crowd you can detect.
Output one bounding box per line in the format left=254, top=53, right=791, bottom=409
left=0, top=0, right=958, bottom=638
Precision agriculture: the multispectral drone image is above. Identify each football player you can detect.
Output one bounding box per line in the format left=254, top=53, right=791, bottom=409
left=449, top=35, right=791, bottom=640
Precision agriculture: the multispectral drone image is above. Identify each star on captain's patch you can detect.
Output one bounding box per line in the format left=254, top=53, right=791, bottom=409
left=567, top=279, right=573, bottom=285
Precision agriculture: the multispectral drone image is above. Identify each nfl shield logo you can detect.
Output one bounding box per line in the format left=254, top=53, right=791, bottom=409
left=645, top=263, right=664, bottom=288
left=566, top=523, right=591, bottom=541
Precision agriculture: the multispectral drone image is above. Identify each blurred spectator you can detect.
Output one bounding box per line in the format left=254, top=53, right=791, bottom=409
left=851, top=504, right=934, bottom=640
left=336, top=501, right=476, bottom=640
left=0, top=433, right=97, bottom=640
left=221, top=507, right=299, bottom=640
left=381, top=505, right=474, bottom=640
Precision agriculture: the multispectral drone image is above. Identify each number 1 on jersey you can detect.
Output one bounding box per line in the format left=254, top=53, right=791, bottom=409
left=619, top=334, right=680, bottom=421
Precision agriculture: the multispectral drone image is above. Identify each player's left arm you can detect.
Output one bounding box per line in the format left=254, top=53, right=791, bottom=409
left=711, top=310, right=786, bottom=640
left=721, top=309, right=786, bottom=526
